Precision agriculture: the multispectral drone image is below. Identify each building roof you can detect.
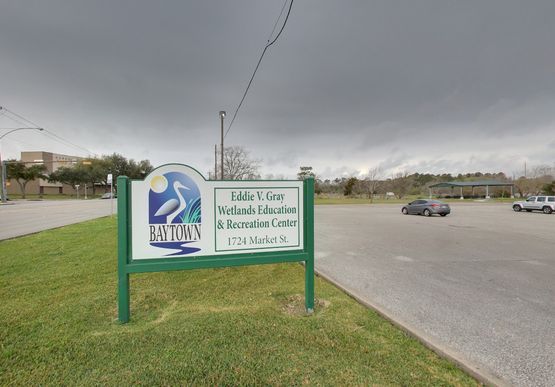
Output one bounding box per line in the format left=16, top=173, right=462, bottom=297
left=429, top=180, right=514, bottom=188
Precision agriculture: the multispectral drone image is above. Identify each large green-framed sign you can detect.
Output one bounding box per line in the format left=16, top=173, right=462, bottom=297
left=117, top=164, right=314, bottom=323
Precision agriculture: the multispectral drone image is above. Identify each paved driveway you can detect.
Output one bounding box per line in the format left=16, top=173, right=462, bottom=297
left=315, top=203, right=554, bottom=387
left=0, top=199, right=116, bottom=240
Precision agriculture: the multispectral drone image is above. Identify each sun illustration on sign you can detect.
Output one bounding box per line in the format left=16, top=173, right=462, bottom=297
left=148, top=171, right=201, bottom=256
left=150, top=175, right=168, bottom=193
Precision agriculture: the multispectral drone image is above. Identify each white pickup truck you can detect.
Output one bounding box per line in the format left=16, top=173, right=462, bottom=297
left=512, top=196, right=555, bottom=214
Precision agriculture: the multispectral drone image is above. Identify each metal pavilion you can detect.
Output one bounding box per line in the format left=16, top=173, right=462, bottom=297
left=428, top=180, right=515, bottom=199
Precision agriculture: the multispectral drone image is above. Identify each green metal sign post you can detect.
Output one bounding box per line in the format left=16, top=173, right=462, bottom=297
left=117, top=167, right=314, bottom=323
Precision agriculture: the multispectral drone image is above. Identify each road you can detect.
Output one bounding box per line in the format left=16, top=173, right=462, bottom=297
left=315, top=203, right=555, bottom=387
left=0, top=199, right=116, bottom=240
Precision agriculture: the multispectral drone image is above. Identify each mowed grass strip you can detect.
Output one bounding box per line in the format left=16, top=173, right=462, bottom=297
left=0, top=217, right=476, bottom=385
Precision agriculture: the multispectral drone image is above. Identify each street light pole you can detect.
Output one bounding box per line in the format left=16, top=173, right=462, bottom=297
left=219, top=111, right=226, bottom=180
left=0, top=126, right=44, bottom=203
left=0, top=151, right=6, bottom=204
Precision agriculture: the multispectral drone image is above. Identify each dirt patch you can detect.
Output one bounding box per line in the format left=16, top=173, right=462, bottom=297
left=281, top=294, right=330, bottom=317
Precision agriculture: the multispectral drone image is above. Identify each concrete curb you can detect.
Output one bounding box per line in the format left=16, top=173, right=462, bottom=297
left=313, top=268, right=510, bottom=387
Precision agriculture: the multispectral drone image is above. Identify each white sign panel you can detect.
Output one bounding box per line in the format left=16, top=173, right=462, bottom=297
left=107, top=173, right=113, bottom=184
left=214, top=187, right=301, bottom=252
left=130, top=164, right=303, bottom=259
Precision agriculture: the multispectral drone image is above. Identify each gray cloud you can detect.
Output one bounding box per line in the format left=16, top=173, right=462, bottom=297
left=1, top=1, right=554, bottom=180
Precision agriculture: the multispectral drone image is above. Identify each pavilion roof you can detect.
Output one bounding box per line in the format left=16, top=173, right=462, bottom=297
left=429, top=180, right=513, bottom=188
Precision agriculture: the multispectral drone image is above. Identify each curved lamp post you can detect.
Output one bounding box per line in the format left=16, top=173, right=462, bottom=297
left=0, top=127, right=44, bottom=203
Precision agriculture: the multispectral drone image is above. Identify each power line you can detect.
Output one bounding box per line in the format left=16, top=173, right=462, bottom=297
left=0, top=106, right=96, bottom=156
left=224, top=0, right=294, bottom=139
left=1, top=106, right=41, bottom=128
left=0, top=110, right=31, bottom=128
left=268, top=0, right=289, bottom=43
left=42, top=129, right=95, bottom=156
left=1, top=106, right=93, bottom=154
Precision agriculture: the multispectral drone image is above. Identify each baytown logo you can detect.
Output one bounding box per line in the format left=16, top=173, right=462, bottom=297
left=148, top=171, right=201, bottom=256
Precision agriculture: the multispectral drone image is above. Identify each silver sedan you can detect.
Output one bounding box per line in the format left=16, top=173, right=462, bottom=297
left=401, top=199, right=451, bottom=217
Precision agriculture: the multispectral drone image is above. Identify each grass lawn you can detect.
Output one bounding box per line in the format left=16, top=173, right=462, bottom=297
left=0, top=218, right=476, bottom=385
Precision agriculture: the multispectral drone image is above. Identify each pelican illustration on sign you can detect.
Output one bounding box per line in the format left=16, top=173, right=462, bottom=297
left=148, top=171, right=202, bottom=256
left=154, top=181, right=190, bottom=223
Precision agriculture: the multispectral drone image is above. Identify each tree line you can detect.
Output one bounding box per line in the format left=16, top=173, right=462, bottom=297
left=6, top=153, right=153, bottom=198
left=6, top=144, right=553, bottom=200
left=297, top=166, right=555, bottom=199
left=7, top=146, right=260, bottom=199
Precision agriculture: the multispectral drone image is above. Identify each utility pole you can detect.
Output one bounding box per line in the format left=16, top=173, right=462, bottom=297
left=219, top=111, right=226, bottom=180
left=1, top=158, right=7, bottom=204
left=214, top=144, right=217, bottom=180
left=108, top=173, right=113, bottom=217
left=0, top=106, right=3, bottom=203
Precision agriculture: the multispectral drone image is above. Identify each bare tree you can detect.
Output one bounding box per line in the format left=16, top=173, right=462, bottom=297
left=215, top=146, right=261, bottom=180
left=389, top=171, right=412, bottom=199
left=514, top=164, right=554, bottom=197
left=364, top=166, right=381, bottom=202
left=514, top=177, right=535, bottom=197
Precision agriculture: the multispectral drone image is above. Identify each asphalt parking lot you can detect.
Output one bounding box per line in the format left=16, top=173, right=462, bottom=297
left=315, top=203, right=554, bottom=386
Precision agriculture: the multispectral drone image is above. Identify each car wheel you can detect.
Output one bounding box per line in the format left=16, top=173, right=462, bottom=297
left=440, top=213, right=447, bottom=217
left=513, top=205, right=522, bottom=212
left=402, top=207, right=408, bottom=215
left=423, top=209, right=431, bottom=217
left=543, top=206, right=553, bottom=214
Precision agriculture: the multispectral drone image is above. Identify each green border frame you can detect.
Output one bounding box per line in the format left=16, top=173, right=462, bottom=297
left=117, top=170, right=314, bottom=323
left=213, top=186, right=301, bottom=252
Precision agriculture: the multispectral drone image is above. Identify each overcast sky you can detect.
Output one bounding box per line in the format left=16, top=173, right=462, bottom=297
left=1, top=1, right=554, bottom=179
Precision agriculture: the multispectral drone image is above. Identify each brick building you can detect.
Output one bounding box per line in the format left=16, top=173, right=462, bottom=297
left=7, top=151, right=82, bottom=196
